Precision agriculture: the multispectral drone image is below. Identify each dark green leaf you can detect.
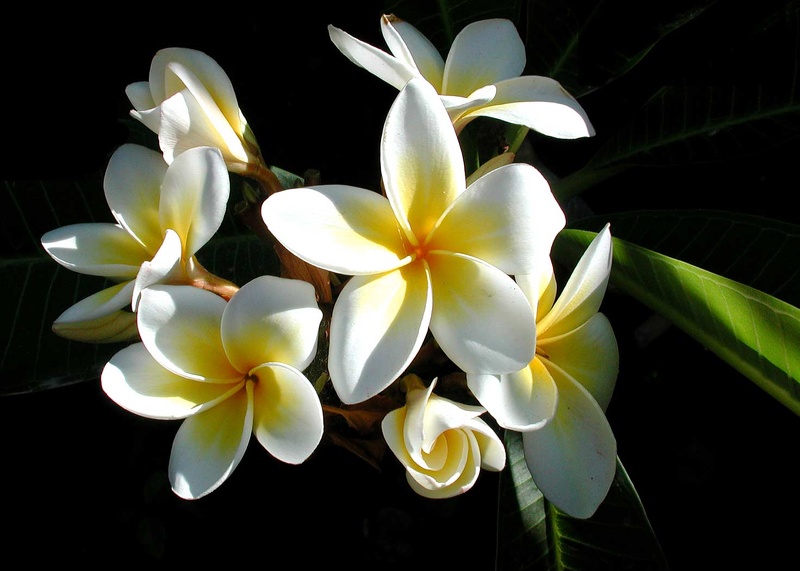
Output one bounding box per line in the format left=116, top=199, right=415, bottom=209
left=553, top=229, right=800, bottom=415
left=497, top=430, right=668, bottom=571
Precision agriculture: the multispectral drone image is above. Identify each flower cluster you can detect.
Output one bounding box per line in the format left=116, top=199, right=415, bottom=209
left=41, top=14, right=619, bottom=517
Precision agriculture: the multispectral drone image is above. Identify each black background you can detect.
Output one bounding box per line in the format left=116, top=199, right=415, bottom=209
left=1, top=3, right=798, bottom=569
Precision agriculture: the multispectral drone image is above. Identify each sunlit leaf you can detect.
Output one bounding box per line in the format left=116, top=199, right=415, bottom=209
left=497, top=430, right=667, bottom=571
left=553, top=229, right=800, bottom=415
left=569, top=211, right=800, bottom=307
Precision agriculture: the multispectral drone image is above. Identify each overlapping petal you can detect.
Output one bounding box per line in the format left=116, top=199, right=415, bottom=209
left=250, top=362, right=324, bottom=464
left=429, top=163, right=565, bottom=275
left=328, top=24, right=419, bottom=91
left=137, top=285, right=241, bottom=382
left=220, top=275, right=322, bottom=372
left=52, top=281, right=138, bottom=343
left=522, top=368, right=617, bottom=519
left=454, top=76, right=596, bottom=138
left=382, top=79, right=465, bottom=239
left=158, top=146, right=230, bottom=257
left=169, top=385, right=252, bottom=500
left=262, top=185, right=410, bottom=275
left=428, top=252, right=535, bottom=374
left=102, top=343, right=243, bottom=419
left=441, top=19, right=526, bottom=96
left=103, top=144, right=166, bottom=251
left=381, top=15, right=444, bottom=90
left=467, top=358, right=558, bottom=431
left=328, top=263, right=431, bottom=404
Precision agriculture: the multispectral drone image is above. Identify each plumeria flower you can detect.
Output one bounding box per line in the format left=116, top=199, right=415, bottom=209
left=467, top=225, right=619, bottom=518
left=382, top=375, right=506, bottom=499
left=263, top=78, right=565, bottom=405
left=126, top=47, right=265, bottom=178
left=101, top=276, right=324, bottom=499
left=328, top=15, right=594, bottom=137
left=41, top=144, right=231, bottom=342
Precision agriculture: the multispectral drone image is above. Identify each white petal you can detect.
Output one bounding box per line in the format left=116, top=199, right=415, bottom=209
left=457, top=76, right=595, bottom=138
left=125, top=81, right=157, bottom=115
left=251, top=363, right=324, bottom=464
left=381, top=15, right=444, bottom=91
left=158, top=146, right=230, bottom=257
left=328, top=264, right=431, bottom=404
left=263, top=185, right=409, bottom=275
left=540, top=313, right=619, bottom=411
left=155, top=48, right=244, bottom=133
left=54, top=280, right=134, bottom=324
left=103, top=144, right=167, bottom=251
left=169, top=385, right=252, bottom=499
left=158, top=82, right=249, bottom=165
left=429, top=163, right=565, bottom=275
left=132, top=228, right=183, bottom=312
left=441, top=85, right=497, bottom=125
left=221, top=276, right=322, bottom=372
left=382, top=78, right=466, bottom=241
left=52, top=282, right=138, bottom=343
left=428, top=252, right=535, bottom=374
left=42, top=223, right=148, bottom=278
left=463, top=416, right=507, bottom=472
left=467, top=357, right=558, bottom=432
left=102, top=343, right=243, bottom=419
left=406, top=429, right=481, bottom=499
left=137, top=285, right=241, bottom=382
left=538, top=225, right=612, bottom=337
left=442, top=19, right=526, bottom=96
left=522, top=371, right=617, bottom=519
left=328, top=24, right=420, bottom=91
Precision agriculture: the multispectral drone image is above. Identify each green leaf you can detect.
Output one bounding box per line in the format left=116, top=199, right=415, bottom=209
left=553, top=229, right=800, bottom=415
left=497, top=430, right=668, bottom=571
left=524, top=0, right=714, bottom=97
left=568, top=210, right=800, bottom=307
left=556, top=1, right=800, bottom=200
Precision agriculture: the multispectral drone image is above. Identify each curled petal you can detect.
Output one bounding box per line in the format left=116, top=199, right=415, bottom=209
left=381, top=14, right=444, bottom=91
left=403, top=378, right=484, bottom=465
left=328, top=24, right=419, bottom=91
left=263, top=185, right=409, bottom=275
left=328, top=264, right=431, bottom=404
left=538, top=225, right=612, bottom=337
left=467, top=357, right=558, bottom=431
left=221, top=276, right=322, bottom=372
left=158, top=85, right=249, bottom=165
left=522, top=370, right=617, bottom=519
left=382, top=78, right=466, bottom=241
left=442, top=19, right=526, bottom=96
left=103, top=144, right=167, bottom=251
left=126, top=81, right=159, bottom=131
left=429, top=163, right=565, bottom=275
left=540, top=313, right=619, bottom=411
left=102, top=343, right=244, bottom=419
left=42, top=223, right=148, bottom=278
left=428, top=252, right=535, bottom=375
left=441, top=85, right=497, bottom=125
left=463, top=417, right=507, bottom=472
left=132, top=229, right=184, bottom=312
left=52, top=282, right=137, bottom=343
left=158, top=146, right=229, bottom=257
left=456, top=76, right=595, bottom=138
left=251, top=363, right=324, bottom=464
left=516, top=260, right=558, bottom=323
left=137, top=285, right=241, bottom=382
left=405, top=428, right=480, bottom=498
left=154, top=48, right=245, bottom=134
left=169, top=384, right=252, bottom=500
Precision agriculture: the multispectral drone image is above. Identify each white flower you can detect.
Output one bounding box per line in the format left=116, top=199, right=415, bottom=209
left=101, top=275, right=324, bottom=499
left=468, top=225, right=619, bottom=518
left=126, top=47, right=262, bottom=172
left=41, top=144, right=230, bottom=342
left=382, top=375, right=506, bottom=499
left=329, top=15, right=594, bottom=136
left=263, top=78, right=565, bottom=405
